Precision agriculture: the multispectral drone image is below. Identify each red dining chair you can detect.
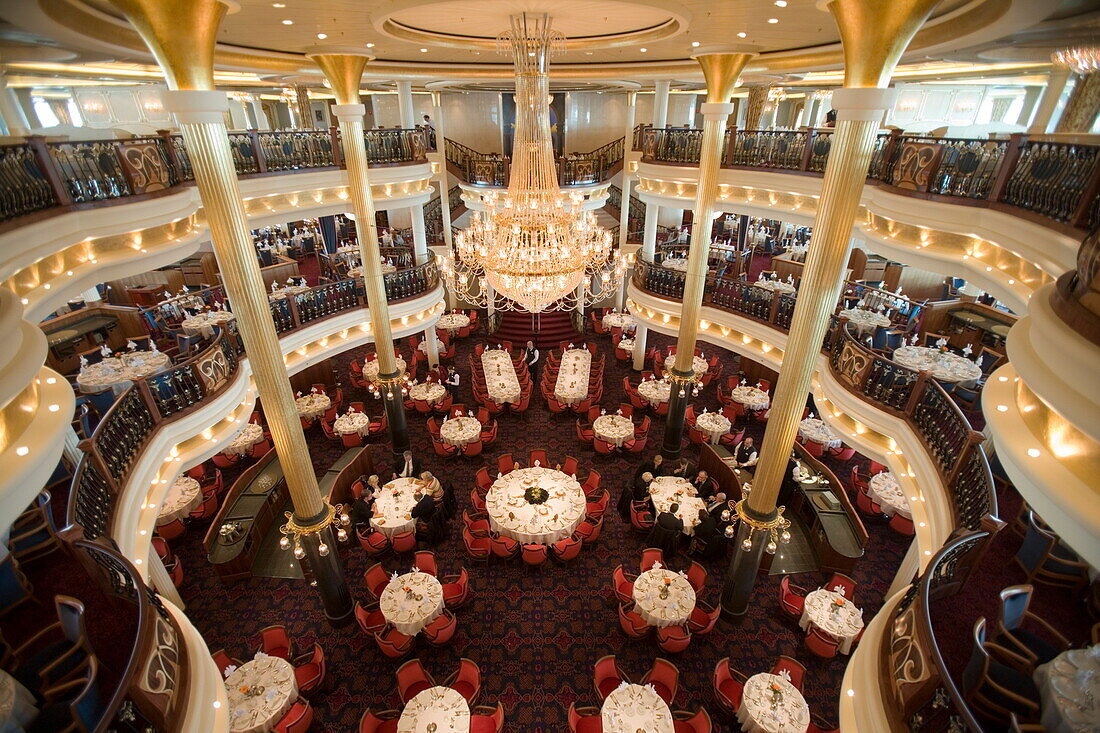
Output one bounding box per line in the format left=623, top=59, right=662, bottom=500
left=274, top=699, right=313, bottom=733
left=396, top=659, right=435, bottom=703
left=890, top=513, right=916, bottom=536
left=521, top=543, right=548, bottom=566
left=364, top=563, right=390, bottom=599
left=593, top=655, right=627, bottom=700
left=613, top=565, right=636, bottom=604
left=856, top=489, right=884, bottom=518
left=585, top=491, right=610, bottom=519
left=359, top=709, right=400, bottom=733
left=712, top=657, right=747, bottom=716
left=469, top=489, right=487, bottom=513
left=686, top=561, right=707, bottom=593
left=461, top=440, right=484, bottom=457
left=359, top=527, right=391, bottom=557
left=561, top=455, right=580, bottom=477
left=292, top=643, right=326, bottom=695
left=807, top=715, right=841, bottom=733
left=424, top=609, right=458, bottom=646
left=672, top=708, right=712, bottom=733
left=413, top=550, right=438, bottom=576
left=156, top=518, right=187, bottom=541
left=529, top=449, right=549, bottom=468
left=463, top=527, right=491, bottom=563
left=618, top=603, right=650, bottom=638
left=575, top=421, right=595, bottom=444
left=497, top=454, right=516, bottom=475
left=469, top=702, right=504, bottom=733
left=771, top=655, right=806, bottom=691
left=374, top=626, right=414, bottom=658
left=211, top=648, right=241, bottom=678
left=687, top=600, right=720, bottom=635
left=804, top=439, right=826, bottom=457
left=443, top=657, right=481, bottom=704
left=826, top=572, right=857, bottom=601
left=868, top=460, right=888, bottom=475
left=779, top=576, right=809, bottom=618
left=581, top=469, right=601, bottom=496
left=391, top=531, right=416, bottom=554
left=805, top=625, right=840, bottom=658
left=258, top=625, right=293, bottom=660
left=642, top=657, right=680, bottom=703
left=489, top=534, right=520, bottom=560
left=441, top=568, right=470, bottom=608
left=568, top=702, right=603, bottom=733
left=551, top=536, right=583, bottom=563
left=656, top=624, right=692, bottom=653
left=828, top=445, right=857, bottom=461
left=354, top=601, right=387, bottom=637
left=212, top=452, right=241, bottom=469
left=475, top=467, right=494, bottom=492
left=640, top=547, right=664, bottom=574
left=574, top=516, right=603, bottom=544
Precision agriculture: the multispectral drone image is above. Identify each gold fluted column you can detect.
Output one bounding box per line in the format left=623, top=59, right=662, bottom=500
left=722, top=0, right=941, bottom=618
left=294, top=85, right=314, bottom=129
left=745, top=86, right=768, bottom=129
left=658, top=51, right=754, bottom=462
left=1056, top=73, right=1100, bottom=133
left=108, top=0, right=353, bottom=625
left=309, top=49, right=410, bottom=457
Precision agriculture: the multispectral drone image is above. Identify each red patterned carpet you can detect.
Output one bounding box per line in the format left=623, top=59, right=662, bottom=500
left=165, top=324, right=911, bottom=731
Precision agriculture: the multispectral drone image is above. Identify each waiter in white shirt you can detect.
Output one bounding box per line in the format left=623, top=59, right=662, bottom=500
left=732, top=436, right=758, bottom=468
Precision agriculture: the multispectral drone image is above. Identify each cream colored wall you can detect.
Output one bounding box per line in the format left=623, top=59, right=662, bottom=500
left=565, top=92, right=628, bottom=152
left=441, top=92, right=503, bottom=153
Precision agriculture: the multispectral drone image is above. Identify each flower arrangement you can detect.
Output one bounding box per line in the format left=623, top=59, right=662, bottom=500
left=524, top=486, right=549, bottom=505
left=769, top=681, right=784, bottom=708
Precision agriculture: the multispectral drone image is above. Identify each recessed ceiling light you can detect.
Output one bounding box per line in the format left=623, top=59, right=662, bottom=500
left=366, top=43, right=375, bottom=48
left=775, top=0, right=787, bottom=6
left=272, top=2, right=285, bottom=6
left=281, top=19, right=293, bottom=25
left=737, top=32, right=747, bottom=38
left=316, top=33, right=327, bottom=39
left=691, top=41, right=700, bottom=47
left=768, top=18, right=779, bottom=23
left=420, top=48, right=428, bottom=52
left=640, top=48, right=648, bottom=53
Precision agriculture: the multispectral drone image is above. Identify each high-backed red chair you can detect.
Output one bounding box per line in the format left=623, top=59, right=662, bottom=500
left=771, top=655, right=806, bottom=691
left=258, top=625, right=293, bottom=660
left=274, top=699, right=313, bottom=733
left=463, top=527, right=491, bottom=563
left=364, top=563, right=390, bottom=599
left=359, top=709, right=400, bottom=733
left=656, top=624, right=692, bottom=653
left=521, top=543, right=548, bottom=566
left=156, top=518, right=187, bottom=541
left=391, top=531, right=416, bottom=554
left=441, top=568, right=470, bottom=608
left=443, top=657, right=482, bottom=704
left=593, top=655, right=627, bottom=700
left=685, top=561, right=707, bottom=593
left=355, top=602, right=386, bottom=637
left=672, top=708, right=712, bottom=733
left=568, top=702, right=603, bottom=733
left=529, top=449, right=549, bottom=467
left=561, top=455, right=580, bottom=477
left=712, top=657, right=746, bottom=717
left=618, top=603, right=650, bottom=638
left=211, top=648, right=240, bottom=678
left=293, top=643, right=326, bottom=695
left=396, top=659, right=435, bottom=703
left=642, top=657, right=680, bottom=703
left=612, top=564, right=636, bottom=605
left=640, top=547, right=664, bottom=574
left=826, top=572, right=857, bottom=601
left=687, top=601, right=720, bottom=635
left=779, top=576, right=808, bottom=617
left=805, top=625, right=840, bottom=658
left=552, top=536, right=583, bottom=563
left=889, top=513, right=916, bottom=536
left=581, top=469, right=601, bottom=496
left=804, top=439, right=826, bottom=457
left=489, top=534, right=520, bottom=560
left=413, top=550, right=438, bottom=576
left=469, top=702, right=504, bottom=733
left=374, top=627, right=414, bottom=658
left=497, top=454, right=516, bottom=475
left=424, top=609, right=458, bottom=646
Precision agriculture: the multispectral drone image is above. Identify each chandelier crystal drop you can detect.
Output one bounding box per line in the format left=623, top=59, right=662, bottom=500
left=439, top=13, right=626, bottom=314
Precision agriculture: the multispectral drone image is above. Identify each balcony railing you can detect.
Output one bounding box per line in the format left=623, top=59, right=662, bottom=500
left=67, top=254, right=440, bottom=545
left=443, top=136, right=625, bottom=188
left=635, top=125, right=1100, bottom=233
left=631, top=259, right=997, bottom=531
left=0, top=127, right=430, bottom=229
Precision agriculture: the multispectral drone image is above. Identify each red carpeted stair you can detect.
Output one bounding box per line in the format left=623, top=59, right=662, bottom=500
left=491, top=308, right=580, bottom=348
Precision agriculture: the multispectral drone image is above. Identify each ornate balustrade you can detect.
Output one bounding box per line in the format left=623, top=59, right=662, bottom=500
left=0, top=127, right=430, bottom=229
left=605, top=183, right=646, bottom=240
left=443, top=136, right=624, bottom=188
left=68, top=254, right=440, bottom=543
left=66, top=539, right=191, bottom=732
left=635, top=125, right=1100, bottom=234
left=630, top=258, right=997, bottom=532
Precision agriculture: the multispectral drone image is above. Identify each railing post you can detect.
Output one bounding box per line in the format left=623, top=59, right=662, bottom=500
left=1071, top=149, right=1100, bottom=228
left=767, top=292, right=781, bottom=323
left=286, top=294, right=302, bottom=329
left=248, top=129, right=268, bottom=174
left=947, top=430, right=986, bottom=486
left=904, top=370, right=932, bottom=415
left=987, top=133, right=1025, bottom=203
left=724, top=127, right=737, bottom=167
left=880, top=128, right=905, bottom=183
left=800, top=130, right=814, bottom=171
left=135, top=379, right=162, bottom=423
left=25, top=135, right=73, bottom=207
left=77, top=438, right=119, bottom=492
left=157, top=129, right=183, bottom=182
left=113, top=141, right=141, bottom=194
left=330, top=126, right=344, bottom=169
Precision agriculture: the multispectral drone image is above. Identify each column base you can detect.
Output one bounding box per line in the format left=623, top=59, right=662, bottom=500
left=720, top=523, right=768, bottom=617
left=297, top=526, right=354, bottom=628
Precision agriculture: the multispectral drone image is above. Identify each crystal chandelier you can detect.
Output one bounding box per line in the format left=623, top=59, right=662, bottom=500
left=1052, top=46, right=1100, bottom=74
left=439, top=14, right=626, bottom=314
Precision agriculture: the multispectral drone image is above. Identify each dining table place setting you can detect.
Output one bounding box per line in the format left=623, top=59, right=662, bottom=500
left=294, top=390, right=331, bottom=420
left=738, top=672, right=811, bottom=733
left=410, top=380, right=448, bottom=405
left=379, top=569, right=444, bottom=635
left=224, top=653, right=298, bottom=733
left=798, top=416, right=842, bottom=450
left=593, top=412, right=635, bottom=446
left=730, top=383, right=771, bottom=410
left=333, top=408, right=371, bottom=436
left=637, top=377, right=672, bottom=406
left=602, top=310, right=635, bottom=329
left=632, top=566, right=696, bottom=627
left=439, top=415, right=483, bottom=447
left=800, top=589, right=865, bottom=654
left=481, top=348, right=522, bottom=404
left=397, top=686, right=471, bottom=733
left=892, top=342, right=982, bottom=385
left=554, top=348, right=593, bottom=406
left=225, top=422, right=265, bottom=456
left=664, top=352, right=709, bottom=378
left=484, top=467, right=586, bottom=545
left=601, top=681, right=674, bottom=733
left=695, top=408, right=731, bottom=444
left=371, top=477, right=428, bottom=537
left=436, top=312, right=471, bottom=333
left=363, top=355, right=408, bottom=383
left=868, top=471, right=910, bottom=518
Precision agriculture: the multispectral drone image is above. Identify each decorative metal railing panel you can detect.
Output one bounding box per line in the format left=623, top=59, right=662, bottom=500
left=258, top=131, right=335, bottom=171
left=912, top=382, right=972, bottom=475
left=926, top=138, right=1007, bottom=199
left=364, top=128, right=428, bottom=165
left=227, top=132, right=260, bottom=175
left=71, top=461, right=113, bottom=541
left=0, top=144, right=58, bottom=220
left=96, top=390, right=156, bottom=481
left=728, top=130, right=808, bottom=170
left=1002, top=141, right=1100, bottom=223
left=294, top=279, right=359, bottom=323
left=950, top=449, right=997, bottom=532
left=48, top=139, right=133, bottom=203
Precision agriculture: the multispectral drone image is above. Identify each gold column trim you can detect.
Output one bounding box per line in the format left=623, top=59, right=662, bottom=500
left=696, top=53, right=752, bottom=105
left=308, top=53, right=371, bottom=107
left=822, top=0, right=943, bottom=88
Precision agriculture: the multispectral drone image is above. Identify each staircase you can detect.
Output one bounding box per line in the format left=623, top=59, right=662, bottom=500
left=491, top=308, right=581, bottom=348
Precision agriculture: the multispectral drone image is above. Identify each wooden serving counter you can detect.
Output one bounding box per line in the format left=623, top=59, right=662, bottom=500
left=203, top=451, right=287, bottom=582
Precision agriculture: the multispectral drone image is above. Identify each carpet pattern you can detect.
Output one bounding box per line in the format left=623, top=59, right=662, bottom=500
left=166, top=320, right=913, bottom=732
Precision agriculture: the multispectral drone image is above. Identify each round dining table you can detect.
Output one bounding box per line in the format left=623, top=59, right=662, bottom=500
left=601, top=683, right=674, bottom=733
left=181, top=310, right=236, bottom=337
left=593, top=414, right=635, bottom=447
left=398, top=686, right=470, bottom=733
left=371, top=478, right=427, bottom=537
left=333, top=411, right=370, bottom=436
left=225, top=423, right=265, bottom=457
left=695, top=411, right=731, bottom=444
left=603, top=312, right=634, bottom=329
left=737, top=673, right=810, bottom=733
left=485, top=467, right=586, bottom=545
left=799, top=588, right=865, bottom=654
left=418, top=339, right=446, bottom=355
left=892, top=346, right=982, bottom=385
left=1033, top=645, right=1100, bottom=733
left=157, top=475, right=201, bottom=526
left=436, top=313, right=471, bottom=334
left=632, top=568, right=696, bottom=628
left=0, top=669, right=37, bottom=732
left=869, top=471, right=910, bottom=518
left=662, top=258, right=689, bottom=272
left=617, top=337, right=636, bottom=353
left=268, top=284, right=310, bottom=301
left=439, top=416, right=483, bottom=448
left=363, top=356, right=408, bottom=383
left=646, top=476, right=706, bottom=536
left=409, top=382, right=447, bottom=405
left=294, top=393, right=331, bottom=420
left=729, top=385, right=770, bottom=411
left=664, top=353, right=709, bottom=378
left=379, top=570, right=444, bottom=636
left=637, top=379, right=671, bottom=407
left=798, top=418, right=842, bottom=450
left=225, top=655, right=298, bottom=733
left=754, top=279, right=797, bottom=296
left=839, top=307, right=891, bottom=334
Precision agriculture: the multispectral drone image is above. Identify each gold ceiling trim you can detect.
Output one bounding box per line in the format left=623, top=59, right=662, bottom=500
left=42, top=0, right=1011, bottom=82
left=377, top=17, right=683, bottom=52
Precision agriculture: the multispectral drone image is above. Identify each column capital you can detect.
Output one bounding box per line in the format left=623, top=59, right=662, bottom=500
left=331, top=103, right=366, bottom=120
left=699, top=102, right=735, bottom=120
left=163, top=89, right=229, bottom=124
left=692, top=52, right=756, bottom=104
left=820, top=0, right=941, bottom=88
left=106, top=0, right=233, bottom=90
left=831, top=87, right=898, bottom=121
left=306, top=49, right=372, bottom=106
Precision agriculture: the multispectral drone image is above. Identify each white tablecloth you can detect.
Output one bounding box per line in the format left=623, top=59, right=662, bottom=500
left=633, top=568, right=696, bottom=628
left=157, top=475, right=201, bottom=526
left=554, top=348, right=593, bottom=406
left=371, top=478, right=426, bottom=537
left=730, top=385, right=770, bottom=410
left=738, top=673, right=810, bottom=733
left=593, top=414, right=635, bottom=447
left=637, top=379, right=671, bottom=407
left=603, top=312, right=634, bottom=329
left=485, top=467, right=586, bottom=545
left=481, top=349, right=521, bottom=404
left=696, top=412, right=731, bottom=444
left=839, top=308, right=891, bottom=333
left=754, top=279, right=797, bottom=296
left=798, top=418, right=841, bottom=450
left=181, top=310, right=235, bottom=337
left=379, top=571, right=444, bottom=635
left=410, top=382, right=447, bottom=405
left=436, top=313, right=471, bottom=333
left=617, top=337, right=635, bottom=353
left=348, top=263, right=396, bottom=277
left=601, top=683, right=674, bottom=733
left=869, top=472, right=910, bottom=519
left=665, top=353, right=708, bottom=378
left=122, top=349, right=171, bottom=376
left=226, top=423, right=265, bottom=457
left=800, top=589, right=865, bottom=654
left=268, top=284, right=310, bottom=301
left=333, top=411, right=370, bottom=436
left=662, top=258, right=689, bottom=272
left=1034, top=645, right=1100, bottom=733
left=418, top=339, right=446, bottom=354
left=225, top=655, right=298, bottom=733
left=647, top=476, right=706, bottom=536
left=892, top=346, right=982, bottom=385
left=295, top=393, right=331, bottom=420
left=77, top=350, right=171, bottom=393
left=440, top=416, right=482, bottom=447
left=398, top=686, right=471, bottom=733
left=0, top=670, right=37, bottom=733
left=363, top=356, right=407, bottom=383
